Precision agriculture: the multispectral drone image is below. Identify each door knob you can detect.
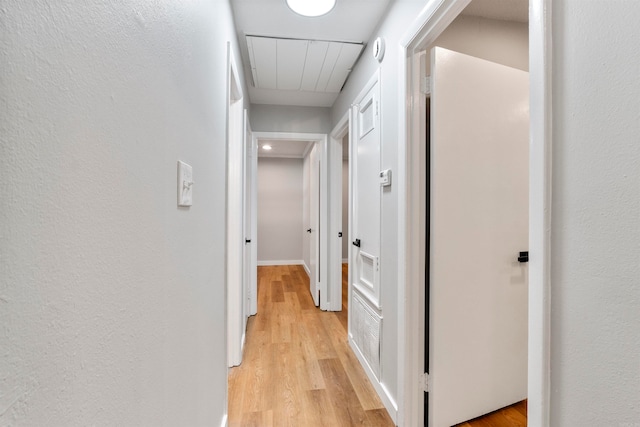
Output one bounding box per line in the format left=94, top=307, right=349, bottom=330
left=306, top=228, right=312, bottom=233
left=245, top=239, right=251, bottom=244
left=338, top=232, right=343, bottom=237
left=352, top=239, right=361, bottom=248
left=517, top=251, right=529, bottom=263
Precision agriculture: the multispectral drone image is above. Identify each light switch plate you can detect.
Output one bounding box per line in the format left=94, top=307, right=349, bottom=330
left=380, top=169, right=392, bottom=186
left=178, top=161, right=193, bottom=207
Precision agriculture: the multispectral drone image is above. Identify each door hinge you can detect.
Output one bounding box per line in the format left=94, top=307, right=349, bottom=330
left=421, top=76, right=431, bottom=96
left=421, top=372, right=430, bottom=392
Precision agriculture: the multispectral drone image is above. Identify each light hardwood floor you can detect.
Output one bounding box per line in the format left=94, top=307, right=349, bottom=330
left=228, top=265, right=394, bottom=426
left=228, top=264, right=526, bottom=427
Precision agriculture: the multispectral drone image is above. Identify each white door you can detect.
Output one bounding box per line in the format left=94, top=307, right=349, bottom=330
left=428, top=47, right=529, bottom=426
left=351, top=73, right=381, bottom=309
left=242, top=111, right=257, bottom=318
left=309, top=144, right=320, bottom=306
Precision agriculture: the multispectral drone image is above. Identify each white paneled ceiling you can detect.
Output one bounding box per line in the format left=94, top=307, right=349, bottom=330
left=247, top=36, right=363, bottom=94
left=230, top=0, right=392, bottom=107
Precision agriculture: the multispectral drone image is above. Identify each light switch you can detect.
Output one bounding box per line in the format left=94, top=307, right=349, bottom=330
left=380, top=169, right=392, bottom=187
left=178, top=161, right=193, bottom=207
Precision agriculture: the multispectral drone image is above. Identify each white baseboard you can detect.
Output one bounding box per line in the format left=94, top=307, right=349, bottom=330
left=349, top=337, right=398, bottom=424
left=303, top=262, right=310, bottom=278
left=257, top=260, right=304, bottom=266
left=220, top=414, right=227, bottom=427
left=342, top=258, right=348, bottom=263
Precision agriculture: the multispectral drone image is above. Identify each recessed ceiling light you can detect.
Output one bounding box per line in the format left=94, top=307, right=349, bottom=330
left=286, top=0, right=336, bottom=17
left=262, top=144, right=272, bottom=150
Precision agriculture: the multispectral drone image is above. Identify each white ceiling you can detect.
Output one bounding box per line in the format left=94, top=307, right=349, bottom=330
left=257, top=139, right=313, bottom=158
left=231, top=0, right=528, bottom=108
left=230, top=0, right=392, bottom=107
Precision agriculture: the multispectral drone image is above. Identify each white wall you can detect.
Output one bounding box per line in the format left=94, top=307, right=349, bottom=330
left=0, top=1, right=247, bottom=425
left=251, top=104, right=332, bottom=134
left=257, top=158, right=304, bottom=263
left=331, top=2, right=530, bottom=411
left=431, top=15, right=528, bottom=72
left=550, top=1, right=640, bottom=425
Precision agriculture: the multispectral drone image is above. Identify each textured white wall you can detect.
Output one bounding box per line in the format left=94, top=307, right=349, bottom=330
left=257, top=158, right=304, bottom=263
left=0, top=1, right=246, bottom=425
left=550, top=1, right=640, bottom=425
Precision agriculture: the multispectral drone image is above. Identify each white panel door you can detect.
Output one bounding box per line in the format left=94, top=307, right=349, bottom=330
left=309, top=145, right=320, bottom=306
left=429, top=47, right=529, bottom=427
left=243, top=111, right=257, bottom=318
left=351, top=73, right=381, bottom=308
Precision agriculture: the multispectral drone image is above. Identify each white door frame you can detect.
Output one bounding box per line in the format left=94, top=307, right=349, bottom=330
left=328, top=112, right=350, bottom=312
left=397, top=1, right=552, bottom=426
left=252, top=131, right=330, bottom=310
left=226, top=43, right=245, bottom=368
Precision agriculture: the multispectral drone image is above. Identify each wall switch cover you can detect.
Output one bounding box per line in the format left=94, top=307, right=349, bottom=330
left=380, top=169, right=392, bottom=186
left=178, top=161, right=193, bottom=207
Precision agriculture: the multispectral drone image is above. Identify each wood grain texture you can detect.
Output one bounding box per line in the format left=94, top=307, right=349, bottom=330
left=229, top=265, right=526, bottom=426
left=228, top=265, right=393, bottom=427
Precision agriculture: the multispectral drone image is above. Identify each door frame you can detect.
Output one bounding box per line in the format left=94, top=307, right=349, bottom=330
left=397, top=1, right=552, bottom=425
left=252, top=131, right=330, bottom=310
left=328, top=111, right=350, bottom=312
left=226, top=43, right=245, bottom=368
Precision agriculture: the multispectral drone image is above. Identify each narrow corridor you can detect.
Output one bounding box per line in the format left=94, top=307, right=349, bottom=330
left=228, top=265, right=394, bottom=426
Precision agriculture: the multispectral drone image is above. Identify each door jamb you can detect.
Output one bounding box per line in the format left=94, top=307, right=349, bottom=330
left=328, top=112, right=350, bottom=312
left=396, top=1, right=552, bottom=425
left=226, top=43, right=245, bottom=368
left=252, top=131, right=330, bottom=310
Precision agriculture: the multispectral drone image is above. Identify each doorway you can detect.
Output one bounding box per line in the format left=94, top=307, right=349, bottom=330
left=399, top=1, right=536, bottom=425
left=252, top=131, right=329, bottom=309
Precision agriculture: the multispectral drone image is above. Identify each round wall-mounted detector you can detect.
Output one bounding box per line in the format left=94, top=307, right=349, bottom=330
left=286, top=0, right=336, bottom=17
left=372, top=37, right=385, bottom=62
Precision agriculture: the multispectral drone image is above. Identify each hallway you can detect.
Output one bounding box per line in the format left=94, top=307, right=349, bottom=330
left=228, top=265, right=394, bottom=426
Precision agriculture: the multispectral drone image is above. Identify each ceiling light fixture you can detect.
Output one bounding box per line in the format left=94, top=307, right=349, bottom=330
left=286, top=0, right=336, bottom=17
left=262, top=144, right=273, bottom=150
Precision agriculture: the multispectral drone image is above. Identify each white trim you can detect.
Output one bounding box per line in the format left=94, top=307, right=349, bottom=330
left=257, top=260, right=305, bottom=266
left=252, top=131, right=329, bottom=311
left=220, top=414, right=228, bottom=427
left=329, top=111, right=350, bottom=312
left=398, top=0, right=550, bottom=425
left=303, top=262, right=311, bottom=278
left=349, top=338, right=398, bottom=423
left=528, top=0, right=552, bottom=424
left=226, top=42, right=245, bottom=369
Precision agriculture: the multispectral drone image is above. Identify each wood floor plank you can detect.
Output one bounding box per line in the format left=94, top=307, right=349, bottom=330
left=228, top=265, right=393, bottom=427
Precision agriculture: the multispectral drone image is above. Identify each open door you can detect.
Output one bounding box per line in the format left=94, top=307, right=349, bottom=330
left=309, top=144, right=320, bottom=306
left=428, top=47, right=529, bottom=426
left=243, top=110, right=257, bottom=317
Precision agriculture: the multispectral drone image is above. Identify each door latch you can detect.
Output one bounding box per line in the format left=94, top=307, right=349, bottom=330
left=518, top=251, right=529, bottom=263
left=306, top=228, right=312, bottom=233
left=338, top=232, right=343, bottom=238
left=352, top=239, right=361, bottom=248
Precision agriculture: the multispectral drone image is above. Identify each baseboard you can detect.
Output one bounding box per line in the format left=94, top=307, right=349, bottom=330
left=220, top=414, right=227, bottom=427
left=257, top=260, right=304, bottom=266
left=303, top=262, right=310, bottom=278
left=342, top=258, right=348, bottom=263
left=349, top=337, right=398, bottom=424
